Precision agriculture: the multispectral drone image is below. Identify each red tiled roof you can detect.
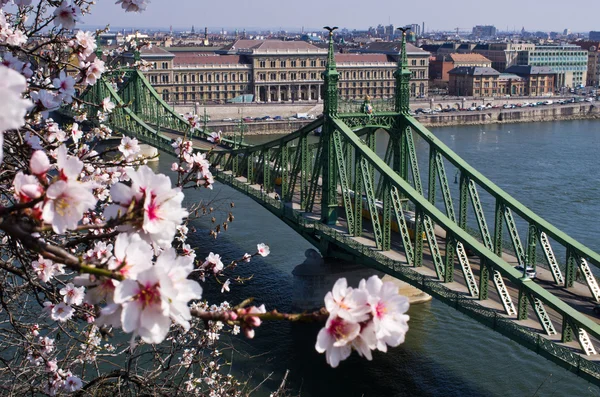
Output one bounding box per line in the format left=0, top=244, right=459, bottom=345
left=335, top=54, right=390, bottom=63
left=224, top=39, right=322, bottom=52
left=173, top=54, right=247, bottom=66
left=449, top=53, right=491, bottom=63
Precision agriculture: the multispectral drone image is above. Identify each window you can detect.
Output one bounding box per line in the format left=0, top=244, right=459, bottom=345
left=301, top=72, right=307, bottom=79
left=175, top=75, right=179, bottom=83
left=270, top=61, right=276, bottom=68
left=301, top=60, right=307, bottom=67
left=281, top=73, right=287, bottom=80
left=216, top=74, right=220, bottom=82
left=411, top=60, right=417, bottom=66
left=310, top=60, right=317, bottom=67
left=321, top=60, right=326, bottom=67
left=291, top=73, right=297, bottom=80
left=183, top=75, right=187, bottom=83
left=270, top=73, right=276, bottom=80
left=291, top=60, right=297, bottom=67
left=191, top=75, right=195, bottom=82
left=259, top=61, right=266, bottom=68
left=200, top=75, right=204, bottom=82
left=280, top=60, right=286, bottom=67
left=162, top=62, right=168, bottom=69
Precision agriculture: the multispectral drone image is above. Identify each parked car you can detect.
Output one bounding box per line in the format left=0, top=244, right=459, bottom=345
left=273, top=115, right=283, bottom=120
left=242, top=117, right=253, bottom=122
left=515, top=265, right=537, bottom=279
left=585, top=97, right=594, bottom=102
left=222, top=117, right=233, bottom=122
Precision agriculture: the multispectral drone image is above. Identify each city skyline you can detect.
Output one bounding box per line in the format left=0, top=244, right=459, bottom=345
left=85, top=0, right=600, bottom=33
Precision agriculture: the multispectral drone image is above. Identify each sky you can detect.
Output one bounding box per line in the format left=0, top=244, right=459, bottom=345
left=84, top=0, right=600, bottom=33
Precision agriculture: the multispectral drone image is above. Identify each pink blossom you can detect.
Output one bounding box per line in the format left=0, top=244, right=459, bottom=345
left=324, top=278, right=370, bottom=323
left=118, top=136, right=140, bottom=161
left=42, top=179, right=96, bottom=233
left=315, top=315, right=360, bottom=367
left=81, top=58, right=105, bottom=85
left=207, top=131, right=221, bottom=144
left=115, top=0, right=148, bottom=12
left=52, top=71, right=76, bottom=104
left=359, top=275, right=410, bottom=352
left=108, top=232, right=153, bottom=279
left=30, top=150, right=50, bottom=175
left=202, top=252, right=223, bottom=274
left=32, top=256, right=64, bottom=282
left=111, top=250, right=202, bottom=344
left=64, top=375, right=82, bottom=392
left=104, top=166, right=188, bottom=248
left=13, top=171, right=43, bottom=202
left=0, top=64, right=32, bottom=162
left=101, top=96, right=115, bottom=113
left=257, top=243, right=270, bottom=257
left=221, top=279, right=231, bottom=293
left=51, top=302, right=74, bottom=322
left=53, top=1, right=81, bottom=29
left=59, top=283, right=85, bottom=305
left=75, top=30, right=96, bottom=59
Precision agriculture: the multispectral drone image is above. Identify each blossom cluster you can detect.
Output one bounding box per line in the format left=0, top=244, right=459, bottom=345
left=316, top=276, right=410, bottom=367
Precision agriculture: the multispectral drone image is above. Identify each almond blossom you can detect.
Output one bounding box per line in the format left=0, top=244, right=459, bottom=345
left=51, top=302, right=74, bottom=322
left=359, top=275, right=410, bottom=352
left=101, top=97, right=115, bottom=113
left=81, top=58, right=105, bottom=86
left=59, top=283, right=85, bottom=306
left=13, top=171, right=43, bottom=202
left=31, top=257, right=65, bottom=283
left=42, top=179, right=97, bottom=233
left=257, top=243, right=270, bottom=257
left=202, top=252, right=224, bottom=274
left=74, top=30, right=96, bottom=59
left=0, top=64, right=32, bottom=162
left=118, top=136, right=140, bottom=161
left=107, top=232, right=153, bottom=279
left=52, top=71, right=76, bottom=104
left=115, top=0, right=149, bottom=13
left=53, top=1, right=81, bottom=29
left=315, top=316, right=360, bottom=368
left=109, top=248, right=202, bottom=344
left=104, top=165, right=188, bottom=248
left=315, top=276, right=409, bottom=367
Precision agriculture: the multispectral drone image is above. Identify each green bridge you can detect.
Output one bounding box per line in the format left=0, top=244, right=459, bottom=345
left=78, top=30, right=600, bottom=385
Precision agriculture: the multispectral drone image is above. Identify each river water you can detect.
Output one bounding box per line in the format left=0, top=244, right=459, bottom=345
left=153, top=119, right=600, bottom=396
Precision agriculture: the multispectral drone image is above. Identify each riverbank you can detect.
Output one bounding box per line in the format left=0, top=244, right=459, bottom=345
left=192, top=102, right=600, bottom=135
left=420, top=103, right=600, bottom=127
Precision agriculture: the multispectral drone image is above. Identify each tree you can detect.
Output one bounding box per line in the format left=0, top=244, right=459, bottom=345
left=0, top=1, right=409, bottom=395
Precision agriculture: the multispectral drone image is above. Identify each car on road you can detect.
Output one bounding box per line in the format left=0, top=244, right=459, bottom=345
left=242, top=117, right=253, bottom=122
left=273, top=115, right=283, bottom=120
left=585, top=97, right=594, bottom=102
left=514, top=265, right=537, bottom=279
left=222, top=117, right=233, bottom=122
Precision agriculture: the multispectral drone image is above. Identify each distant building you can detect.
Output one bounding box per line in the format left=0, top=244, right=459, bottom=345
left=355, top=41, right=430, bottom=97
left=517, top=44, right=587, bottom=88
left=590, top=31, right=600, bottom=41
left=574, top=42, right=600, bottom=87
left=448, top=66, right=500, bottom=97
left=429, top=53, right=492, bottom=82
left=129, top=38, right=432, bottom=104
left=497, top=73, right=526, bottom=96
left=472, top=42, right=536, bottom=72
left=504, top=65, right=556, bottom=96
left=472, top=25, right=497, bottom=38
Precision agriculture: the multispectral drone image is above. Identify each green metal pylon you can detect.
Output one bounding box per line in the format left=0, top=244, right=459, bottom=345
left=394, top=28, right=411, bottom=115
left=320, top=26, right=340, bottom=225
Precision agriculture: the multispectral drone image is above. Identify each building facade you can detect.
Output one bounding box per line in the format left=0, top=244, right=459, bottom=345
left=518, top=44, right=587, bottom=89
left=429, top=53, right=492, bottom=82
left=354, top=41, right=430, bottom=97
left=448, top=66, right=500, bottom=97
left=574, top=42, right=600, bottom=87
left=472, top=42, right=536, bottom=72
left=131, top=39, right=431, bottom=103
left=504, top=65, right=556, bottom=96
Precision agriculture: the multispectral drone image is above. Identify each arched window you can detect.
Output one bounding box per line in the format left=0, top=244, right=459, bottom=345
left=410, top=83, right=416, bottom=95
left=419, top=83, right=425, bottom=95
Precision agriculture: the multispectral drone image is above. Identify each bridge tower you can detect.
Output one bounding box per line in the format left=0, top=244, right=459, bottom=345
left=320, top=26, right=340, bottom=225
left=394, top=28, right=411, bottom=115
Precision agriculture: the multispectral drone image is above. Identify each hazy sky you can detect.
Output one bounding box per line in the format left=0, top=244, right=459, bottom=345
left=85, top=0, right=599, bottom=33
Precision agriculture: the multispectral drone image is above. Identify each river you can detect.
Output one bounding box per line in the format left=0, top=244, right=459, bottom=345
left=152, top=119, right=600, bottom=396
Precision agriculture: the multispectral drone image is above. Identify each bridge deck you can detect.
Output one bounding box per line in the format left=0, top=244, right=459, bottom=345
left=150, top=125, right=230, bottom=152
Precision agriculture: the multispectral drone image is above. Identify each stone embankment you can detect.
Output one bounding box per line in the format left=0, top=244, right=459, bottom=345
left=420, top=103, right=600, bottom=127
left=174, top=102, right=599, bottom=135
